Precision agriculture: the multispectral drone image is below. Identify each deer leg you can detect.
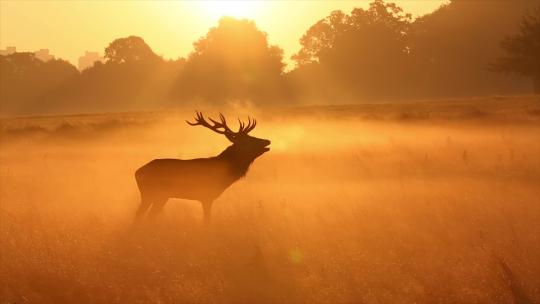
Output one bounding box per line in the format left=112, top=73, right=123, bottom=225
left=201, top=200, right=213, bottom=225
left=148, top=199, right=168, bottom=218
left=135, top=196, right=152, bottom=220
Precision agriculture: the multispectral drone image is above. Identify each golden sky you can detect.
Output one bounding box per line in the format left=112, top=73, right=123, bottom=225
left=0, top=1, right=446, bottom=68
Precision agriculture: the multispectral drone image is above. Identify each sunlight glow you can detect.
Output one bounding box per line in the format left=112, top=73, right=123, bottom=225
left=195, top=1, right=262, bottom=20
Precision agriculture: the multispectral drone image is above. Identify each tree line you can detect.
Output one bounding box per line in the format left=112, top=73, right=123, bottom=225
left=1, top=0, right=539, bottom=116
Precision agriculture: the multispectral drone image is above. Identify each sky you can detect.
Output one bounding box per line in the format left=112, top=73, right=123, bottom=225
left=0, top=1, right=446, bottom=68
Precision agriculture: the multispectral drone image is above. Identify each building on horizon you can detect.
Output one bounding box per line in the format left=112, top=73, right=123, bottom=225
left=0, top=46, right=17, bottom=56
left=78, top=51, right=104, bottom=71
left=34, top=49, right=54, bottom=62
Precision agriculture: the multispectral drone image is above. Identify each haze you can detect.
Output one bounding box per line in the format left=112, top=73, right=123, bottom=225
left=1, top=1, right=540, bottom=303
left=0, top=0, right=445, bottom=66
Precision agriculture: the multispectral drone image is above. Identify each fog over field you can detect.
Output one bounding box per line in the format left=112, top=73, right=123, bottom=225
left=2, top=0, right=539, bottom=302
left=1, top=97, right=539, bottom=303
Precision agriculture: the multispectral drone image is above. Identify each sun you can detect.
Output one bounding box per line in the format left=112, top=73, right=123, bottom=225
left=195, top=1, right=262, bottom=20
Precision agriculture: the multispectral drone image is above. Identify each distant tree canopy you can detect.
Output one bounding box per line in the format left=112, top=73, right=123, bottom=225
left=0, top=53, right=79, bottom=115
left=293, top=0, right=411, bottom=66
left=492, top=6, right=540, bottom=93
left=104, top=36, right=160, bottom=64
left=291, top=0, right=413, bottom=100
left=290, top=0, right=537, bottom=102
left=1, top=1, right=538, bottom=117
left=407, top=0, right=537, bottom=98
left=73, top=36, right=182, bottom=112
left=175, top=17, right=288, bottom=103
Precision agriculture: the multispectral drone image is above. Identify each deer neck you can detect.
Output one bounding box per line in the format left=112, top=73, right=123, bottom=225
left=218, top=145, right=257, bottom=178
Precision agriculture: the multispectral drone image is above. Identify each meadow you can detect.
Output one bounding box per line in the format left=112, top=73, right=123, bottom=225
left=1, top=96, right=539, bottom=303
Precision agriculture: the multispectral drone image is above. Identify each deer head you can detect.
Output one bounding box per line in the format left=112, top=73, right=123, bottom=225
left=187, top=111, right=271, bottom=161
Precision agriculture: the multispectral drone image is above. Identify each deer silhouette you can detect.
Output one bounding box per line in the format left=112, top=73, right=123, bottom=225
left=134, top=111, right=270, bottom=224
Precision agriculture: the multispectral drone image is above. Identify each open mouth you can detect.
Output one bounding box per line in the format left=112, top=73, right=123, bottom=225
left=262, top=143, right=271, bottom=152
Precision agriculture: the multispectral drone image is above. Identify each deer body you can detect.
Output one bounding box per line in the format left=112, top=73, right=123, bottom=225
left=135, top=112, right=270, bottom=224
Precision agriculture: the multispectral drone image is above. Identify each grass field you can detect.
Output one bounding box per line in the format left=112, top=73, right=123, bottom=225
left=1, top=96, right=539, bottom=303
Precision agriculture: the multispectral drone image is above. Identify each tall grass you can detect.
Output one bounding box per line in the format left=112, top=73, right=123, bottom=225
left=1, top=101, right=539, bottom=303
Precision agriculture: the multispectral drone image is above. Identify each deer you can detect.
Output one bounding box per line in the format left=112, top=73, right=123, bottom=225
left=134, top=111, right=270, bottom=224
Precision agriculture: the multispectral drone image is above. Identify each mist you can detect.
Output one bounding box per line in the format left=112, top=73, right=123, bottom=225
left=2, top=99, right=539, bottom=303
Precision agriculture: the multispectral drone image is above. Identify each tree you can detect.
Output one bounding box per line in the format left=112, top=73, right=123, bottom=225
left=65, top=35, right=185, bottom=112
left=292, top=10, right=349, bottom=66
left=175, top=17, right=287, bottom=103
left=410, top=0, right=537, bottom=98
left=291, top=0, right=536, bottom=101
left=104, top=36, right=159, bottom=64
left=293, top=1, right=411, bottom=67
left=291, top=0, right=412, bottom=100
left=492, top=6, right=540, bottom=93
left=0, top=53, right=79, bottom=115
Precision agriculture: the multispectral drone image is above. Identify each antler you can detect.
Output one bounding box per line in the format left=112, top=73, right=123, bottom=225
left=186, top=111, right=234, bottom=135
left=238, top=116, right=257, bottom=134
left=187, top=111, right=257, bottom=140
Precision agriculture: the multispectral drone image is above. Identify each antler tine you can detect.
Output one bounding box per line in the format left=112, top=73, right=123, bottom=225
left=213, top=113, right=224, bottom=126
left=244, top=116, right=257, bottom=133
left=187, top=111, right=257, bottom=136
left=247, top=117, right=253, bottom=132
left=187, top=111, right=229, bottom=135
left=235, top=116, right=257, bottom=134
left=208, top=113, right=234, bottom=134
left=236, top=117, right=243, bottom=133
left=186, top=110, right=202, bottom=125
left=221, top=113, right=234, bottom=133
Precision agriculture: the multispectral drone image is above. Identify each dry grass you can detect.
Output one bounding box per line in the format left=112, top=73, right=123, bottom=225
left=1, top=96, right=539, bottom=303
